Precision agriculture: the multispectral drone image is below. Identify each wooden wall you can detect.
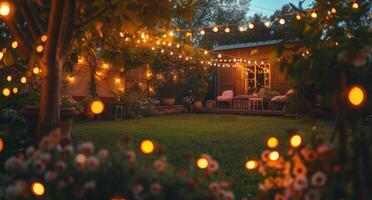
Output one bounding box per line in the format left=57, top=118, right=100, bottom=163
left=215, top=44, right=289, bottom=96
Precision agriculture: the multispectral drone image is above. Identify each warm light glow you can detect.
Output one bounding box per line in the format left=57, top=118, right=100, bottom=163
left=2, top=88, right=10, bottom=96
left=78, top=57, right=84, bottom=64
left=140, top=140, right=155, bottom=154
left=102, top=63, right=109, bottom=69
left=36, top=45, right=44, bottom=53
left=311, top=11, right=318, bottom=19
left=267, top=137, right=279, bottom=149
left=11, top=41, right=18, bottom=49
left=264, top=21, right=270, bottom=28
left=330, top=8, right=337, bottom=14
left=119, top=32, right=124, bottom=38
left=0, top=52, right=3, bottom=60
left=348, top=85, right=366, bottom=107
left=248, top=23, right=254, bottom=29
left=279, top=18, right=286, bottom=25
left=213, top=26, right=218, bottom=32
left=6, top=75, right=11, bottom=82
left=224, top=27, right=230, bottom=33
left=31, top=182, right=45, bottom=196
left=41, top=35, right=47, bottom=42
left=0, top=2, right=10, bottom=16
left=269, top=151, right=280, bottom=161
left=115, top=78, right=121, bottom=84
left=20, top=76, right=27, bottom=84
left=12, top=87, right=18, bottom=94
left=296, top=14, right=302, bottom=20
left=290, top=134, right=302, bottom=148
left=245, top=160, right=258, bottom=170
left=90, top=100, right=104, bottom=114
left=33, top=67, right=40, bottom=74
left=218, top=54, right=222, bottom=58
left=168, top=31, right=174, bottom=37
left=204, top=50, right=208, bottom=55
left=67, top=76, right=75, bottom=82
left=196, top=157, right=208, bottom=169
left=352, top=2, right=359, bottom=9
left=0, top=137, right=3, bottom=152
left=200, top=29, right=205, bottom=35
left=239, top=26, right=245, bottom=32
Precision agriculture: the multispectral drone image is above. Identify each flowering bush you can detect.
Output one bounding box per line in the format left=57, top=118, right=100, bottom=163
left=250, top=131, right=342, bottom=200
left=0, top=130, right=235, bottom=200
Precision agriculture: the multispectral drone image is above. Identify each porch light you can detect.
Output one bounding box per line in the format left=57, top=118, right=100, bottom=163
left=290, top=134, right=302, bottom=148
left=347, top=85, right=366, bottom=107
left=31, top=182, right=45, bottom=196
left=245, top=160, right=258, bottom=170
left=0, top=2, right=10, bottom=16
left=196, top=157, right=208, bottom=169
left=41, top=35, right=47, bottom=42
left=140, top=140, right=155, bottom=155
left=90, top=100, right=104, bottom=114
left=213, top=26, right=218, bottom=32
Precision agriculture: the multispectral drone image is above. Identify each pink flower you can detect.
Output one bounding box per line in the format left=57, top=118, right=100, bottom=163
left=209, top=182, right=220, bottom=194
left=208, top=160, right=219, bottom=173
left=44, top=171, right=58, bottom=182
left=305, top=189, right=320, bottom=200
left=83, top=181, right=96, bottom=192
left=4, top=157, right=24, bottom=171
left=317, top=142, right=332, bottom=154
left=224, top=191, right=234, bottom=200
left=220, top=181, right=229, bottom=190
left=86, top=156, right=99, bottom=171
left=78, top=142, right=94, bottom=155
left=153, top=156, right=167, bottom=172
left=311, top=171, right=327, bottom=187
left=97, top=149, right=109, bottom=159
left=293, top=175, right=308, bottom=191
left=74, top=154, right=86, bottom=169
left=33, top=160, right=46, bottom=173
left=55, top=161, right=66, bottom=171
left=150, top=182, right=162, bottom=194
left=62, top=145, right=74, bottom=156
left=261, top=150, right=271, bottom=162
left=26, top=147, right=38, bottom=159
left=300, top=148, right=317, bottom=162
left=132, top=183, right=144, bottom=194
left=40, top=153, right=51, bottom=165
left=127, top=151, right=136, bottom=163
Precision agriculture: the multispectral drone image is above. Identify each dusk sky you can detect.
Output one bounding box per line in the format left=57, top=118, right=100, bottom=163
left=249, top=0, right=313, bottom=15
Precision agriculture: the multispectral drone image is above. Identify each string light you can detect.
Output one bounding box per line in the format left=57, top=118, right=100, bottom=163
left=41, top=35, right=48, bottom=42
left=12, top=87, right=18, bottom=94
left=330, top=8, right=337, bottom=14
left=0, top=137, right=3, bottom=152
left=31, top=182, right=45, bottom=196
left=347, top=85, right=366, bottom=107
left=245, top=160, right=258, bottom=170
left=196, top=157, right=208, bottom=169
left=11, top=41, right=18, bottom=49
left=140, top=140, right=155, bottom=155
left=239, top=26, right=245, bottom=32
left=264, top=21, right=270, bottom=28
left=168, top=31, right=174, bottom=37
left=224, top=27, right=230, bottom=33
left=279, top=18, right=286, bottom=25
left=90, top=100, right=104, bottom=114
left=248, top=23, right=254, bottom=30
left=200, top=29, right=205, bottom=35
left=67, top=75, right=75, bottom=82
left=290, top=134, right=302, bottom=148
left=269, top=151, right=280, bottom=161
left=311, top=11, right=318, bottom=19
left=6, top=75, right=11, bottom=82
left=267, top=137, right=279, bottom=149
left=2, top=88, right=10, bottom=96
left=204, top=50, right=208, bottom=55
left=352, top=2, right=359, bottom=9
left=20, top=76, right=27, bottom=84
left=218, top=54, right=222, bottom=58
left=0, top=2, right=10, bottom=16
left=213, top=26, right=219, bottom=32
left=0, top=52, right=3, bottom=60
left=36, top=45, right=44, bottom=53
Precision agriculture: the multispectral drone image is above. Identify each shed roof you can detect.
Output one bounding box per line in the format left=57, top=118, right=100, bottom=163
left=212, top=39, right=282, bottom=51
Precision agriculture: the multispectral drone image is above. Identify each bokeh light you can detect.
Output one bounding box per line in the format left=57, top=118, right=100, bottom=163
left=31, top=182, right=45, bottom=196
left=0, top=2, right=10, bottom=16
left=290, top=134, right=302, bottom=148
left=140, top=140, right=155, bottom=154
left=90, top=100, right=104, bottom=114
left=245, top=160, right=258, bottom=170
left=196, top=157, right=209, bottom=169
left=267, top=137, right=279, bottom=149
left=347, top=85, right=366, bottom=107
left=269, top=151, right=280, bottom=161
left=33, top=67, right=40, bottom=74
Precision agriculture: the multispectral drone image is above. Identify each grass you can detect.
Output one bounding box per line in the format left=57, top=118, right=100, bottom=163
left=73, top=114, right=331, bottom=196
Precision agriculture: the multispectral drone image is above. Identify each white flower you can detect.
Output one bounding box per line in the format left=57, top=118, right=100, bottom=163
left=293, top=175, right=308, bottom=191
left=62, top=145, right=74, bottom=156
left=311, top=171, right=327, bottom=187
left=83, top=181, right=96, bottom=192
left=209, top=182, right=220, bottom=194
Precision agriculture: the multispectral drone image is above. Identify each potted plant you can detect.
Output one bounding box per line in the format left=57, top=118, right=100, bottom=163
left=21, top=93, right=80, bottom=143
left=157, top=78, right=178, bottom=106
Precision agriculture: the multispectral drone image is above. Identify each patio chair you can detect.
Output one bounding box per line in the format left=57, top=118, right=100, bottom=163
left=249, top=88, right=265, bottom=110
left=217, top=90, right=234, bottom=108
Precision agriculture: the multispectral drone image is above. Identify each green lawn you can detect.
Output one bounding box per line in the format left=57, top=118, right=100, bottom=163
left=73, top=114, right=331, bottom=196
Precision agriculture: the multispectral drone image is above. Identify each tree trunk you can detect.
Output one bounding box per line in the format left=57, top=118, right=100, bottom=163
left=37, top=61, right=62, bottom=140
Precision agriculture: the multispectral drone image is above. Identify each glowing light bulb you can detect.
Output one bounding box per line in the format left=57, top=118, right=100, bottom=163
left=218, top=54, right=222, bottom=58
left=2, top=88, right=10, bottom=96
left=296, top=14, right=302, bottom=20
left=279, top=18, right=286, bottom=25
left=36, top=45, right=44, bottom=53
left=269, top=151, right=280, bottom=161
left=267, top=137, right=279, bottom=149
left=248, top=23, right=254, bottom=30
left=245, top=160, right=258, bottom=170
left=239, top=26, right=245, bottom=32
left=21, top=76, right=27, bottom=84
left=311, top=11, right=318, bottom=19
left=290, top=134, right=302, bottom=148
left=204, top=50, right=208, bottom=55
left=213, top=26, right=218, bottom=32
left=90, top=100, right=104, bottom=114
left=200, top=30, right=205, bottom=35
left=33, top=67, right=40, bottom=74
left=352, top=2, right=358, bottom=9
left=6, top=75, right=11, bottom=82
left=0, top=2, right=10, bottom=16
left=140, top=140, right=155, bottom=154
left=12, top=87, right=18, bottom=94
left=264, top=21, right=270, bottom=28
left=196, top=157, right=208, bottom=169
left=224, top=27, right=230, bottom=33
left=11, top=41, right=18, bottom=49
left=31, top=182, right=45, bottom=196
left=168, top=31, right=174, bottom=37
left=331, top=8, right=337, bottom=14
left=348, top=85, right=366, bottom=107
left=0, top=52, right=3, bottom=60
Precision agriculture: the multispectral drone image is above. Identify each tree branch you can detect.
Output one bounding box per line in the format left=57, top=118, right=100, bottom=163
left=44, top=0, right=65, bottom=64
left=75, top=4, right=111, bottom=29
left=58, top=0, right=76, bottom=60
left=15, top=0, right=43, bottom=42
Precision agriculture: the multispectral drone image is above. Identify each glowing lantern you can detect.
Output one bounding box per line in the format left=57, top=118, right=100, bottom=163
left=21, top=76, right=27, bottom=84
left=267, top=137, right=279, bottom=149
left=31, top=182, right=45, bottom=196
left=2, top=88, right=10, bottom=96
left=269, top=151, right=280, bottom=161
left=11, top=41, right=18, bottom=49
left=213, top=26, right=218, bottom=32
left=196, top=157, right=208, bottom=169
left=33, top=67, right=40, bottom=74
left=248, top=23, right=254, bottom=29
left=264, top=21, right=270, bottom=28
left=36, top=45, right=44, bottom=53
left=245, top=160, right=258, bottom=170
left=6, top=75, right=11, bottom=82
left=290, top=134, right=302, bottom=148
left=12, top=87, right=18, bottom=94
left=279, top=18, right=286, bottom=25
left=41, top=35, right=48, bottom=42
left=352, top=2, right=358, bottom=9
left=311, top=11, right=318, bottom=19
left=115, top=78, right=121, bottom=84
left=140, top=140, right=155, bottom=155
left=200, top=29, right=205, bottom=35
left=0, top=2, right=10, bottom=16
left=347, top=85, right=366, bottom=107
left=90, top=100, right=104, bottom=114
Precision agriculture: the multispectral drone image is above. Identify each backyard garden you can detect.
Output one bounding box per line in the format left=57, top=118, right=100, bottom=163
left=0, top=0, right=371, bottom=200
